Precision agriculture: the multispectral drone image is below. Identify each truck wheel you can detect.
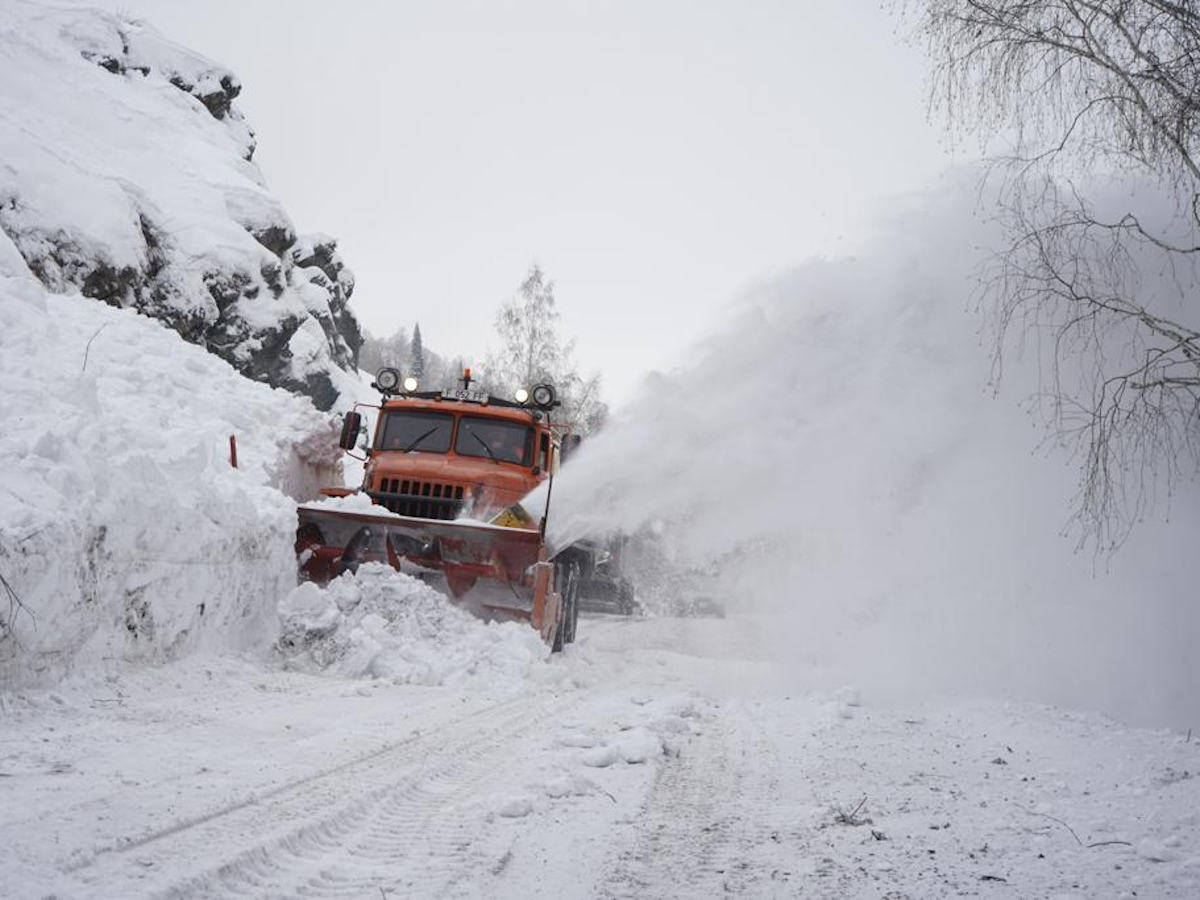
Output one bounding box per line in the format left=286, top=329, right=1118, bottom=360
left=551, top=604, right=565, bottom=653
left=616, top=578, right=638, bottom=617
left=558, top=558, right=581, bottom=644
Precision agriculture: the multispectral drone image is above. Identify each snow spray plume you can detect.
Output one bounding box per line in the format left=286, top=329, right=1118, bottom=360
left=532, top=174, right=1200, bottom=728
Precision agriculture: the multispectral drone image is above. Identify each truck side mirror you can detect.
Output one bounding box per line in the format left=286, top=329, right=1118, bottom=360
left=338, top=411, right=362, bottom=450
left=562, top=433, right=582, bottom=461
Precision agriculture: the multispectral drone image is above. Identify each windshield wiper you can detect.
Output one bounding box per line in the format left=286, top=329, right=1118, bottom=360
left=469, top=430, right=501, bottom=465
left=401, top=427, right=438, bottom=453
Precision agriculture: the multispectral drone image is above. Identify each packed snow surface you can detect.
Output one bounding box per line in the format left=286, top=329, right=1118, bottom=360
left=2, top=616, right=1197, bottom=897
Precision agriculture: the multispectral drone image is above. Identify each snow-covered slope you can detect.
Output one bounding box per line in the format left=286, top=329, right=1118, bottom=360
left=0, top=231, right=342, bottom=687
left=0, top=1, right=361, bottom=410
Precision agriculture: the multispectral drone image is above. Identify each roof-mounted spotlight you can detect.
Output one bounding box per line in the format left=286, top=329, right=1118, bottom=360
left=530, top=382, right=558, bottom=411
left=374, top=367, right=401, bottom=394
left=403, top=375, right=419, bottom=393
left=514, top=387, right=530, bottom=404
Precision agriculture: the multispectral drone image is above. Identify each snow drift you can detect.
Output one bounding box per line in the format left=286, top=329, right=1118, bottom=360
left=539, top=176, right=1200, bottom=728
left=0, top=1, right=361, bottom=410
left=277, top=564, right=559, bottom=690
left=0, top=232, right=341, bottom=688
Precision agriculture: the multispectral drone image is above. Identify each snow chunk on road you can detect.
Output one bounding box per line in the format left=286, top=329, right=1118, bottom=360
left=615, top=727, right=664, bottom=764
left=580, top=727, right=665, bottom=767
left=581, top=744, right=621, bottom=768
left=543, top=773, right=599, bottom=799
left=495, top=795, right=534, bottom=818
left=277, top=564, right=550, bottom=689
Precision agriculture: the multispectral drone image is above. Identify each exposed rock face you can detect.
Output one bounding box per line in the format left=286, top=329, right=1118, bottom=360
left=0, top=2, right=362, bottom=410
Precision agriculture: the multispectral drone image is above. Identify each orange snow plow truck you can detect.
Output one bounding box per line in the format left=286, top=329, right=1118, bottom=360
left=295, top=368, right=594, bottom=651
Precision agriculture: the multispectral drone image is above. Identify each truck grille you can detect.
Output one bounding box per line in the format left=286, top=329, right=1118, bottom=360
left=370, top=479, right=465, bottom=521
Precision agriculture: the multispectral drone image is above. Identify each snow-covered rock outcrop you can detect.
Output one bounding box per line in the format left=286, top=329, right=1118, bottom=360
left=0, top=1, right=362, bottom=410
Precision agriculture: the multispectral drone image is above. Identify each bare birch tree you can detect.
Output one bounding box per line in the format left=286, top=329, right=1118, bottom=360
left=484, top=264, right=609, bottom=435
left=910, top=0, right=1200, bottom=549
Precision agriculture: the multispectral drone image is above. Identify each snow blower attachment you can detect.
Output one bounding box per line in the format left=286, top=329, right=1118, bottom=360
left=295, top=368, right=589, bottom=650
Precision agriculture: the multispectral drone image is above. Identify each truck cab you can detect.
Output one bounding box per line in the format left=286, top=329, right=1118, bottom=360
left=359, top=392, right=560, bottom=522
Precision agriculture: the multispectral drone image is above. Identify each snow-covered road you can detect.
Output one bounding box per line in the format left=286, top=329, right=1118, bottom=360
left=3, top=615, right=1198, bottom=898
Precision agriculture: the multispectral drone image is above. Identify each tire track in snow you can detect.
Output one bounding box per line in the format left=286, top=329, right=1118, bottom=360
left=56, top=692, right=572, bottom=898
left=188, top=690, right=572, bottom=899
left=598, top=701, right=739, bottom=897
left=597, top=698, right=804, bottom=898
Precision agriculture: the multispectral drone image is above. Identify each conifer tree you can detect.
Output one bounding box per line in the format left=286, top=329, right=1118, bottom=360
left=410, top=322, right=425, bottom=380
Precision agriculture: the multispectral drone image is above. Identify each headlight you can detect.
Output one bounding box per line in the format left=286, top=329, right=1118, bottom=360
left=514, top=388, right=529, bottom=404
left=375, top=367, right=401, bottom=392
left=403, top=376, right=419, bottom=392
left=530, top=383, right=557, bottom=410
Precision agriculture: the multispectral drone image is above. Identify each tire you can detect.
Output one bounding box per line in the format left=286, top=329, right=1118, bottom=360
left=615, top=578, right=638, bottom=617
left=558, top=558, right=581, bottom=644
left=551, top=602, right=565, bottom=653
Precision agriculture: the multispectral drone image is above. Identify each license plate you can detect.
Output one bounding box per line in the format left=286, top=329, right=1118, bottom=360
left=443, top=388, right=489, bottom=403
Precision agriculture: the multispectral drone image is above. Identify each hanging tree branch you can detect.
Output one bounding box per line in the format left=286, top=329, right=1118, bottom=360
left=907, top=0, right=1200, bottom=549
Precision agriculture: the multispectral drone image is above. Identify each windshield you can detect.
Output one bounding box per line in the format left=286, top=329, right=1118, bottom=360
left=378, top=410, right=454, bottom=453
left=455, top=416, right=533, bottom=466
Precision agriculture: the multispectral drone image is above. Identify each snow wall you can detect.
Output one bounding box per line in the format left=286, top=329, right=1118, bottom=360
left=0, top=232, right=342, bottom=689
left=540, top=175, right=1200, bottom=729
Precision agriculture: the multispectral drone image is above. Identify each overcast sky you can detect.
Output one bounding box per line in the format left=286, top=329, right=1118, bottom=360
left=102, top=0, right=951, bottom=403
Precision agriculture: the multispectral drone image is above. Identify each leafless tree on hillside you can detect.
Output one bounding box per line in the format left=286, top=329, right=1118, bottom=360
left=910, top=0, right=1200, bottom=549
left=484, top=265, right=609, bottom=436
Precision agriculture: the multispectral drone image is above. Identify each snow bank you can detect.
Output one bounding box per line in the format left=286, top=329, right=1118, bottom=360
left=0, top=1, right=362, bottom=410
left=276, top=564, right=552, bottom=689
left=535, top=174, right=1200, bottom=728
left=0, top=243, right=339, bottom=688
